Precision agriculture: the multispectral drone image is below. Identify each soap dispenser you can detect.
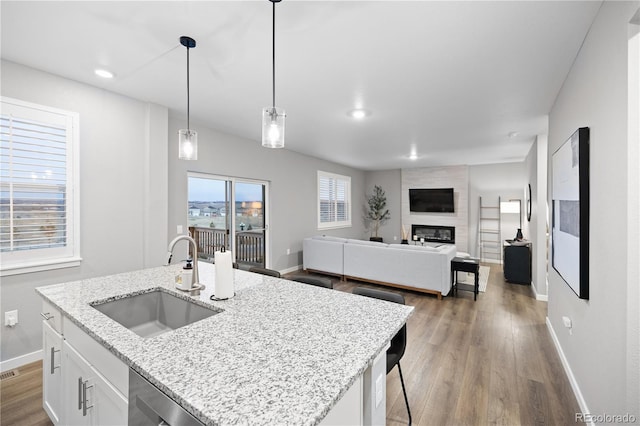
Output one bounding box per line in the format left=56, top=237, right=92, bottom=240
left=176, top=259, right=194, bottom=291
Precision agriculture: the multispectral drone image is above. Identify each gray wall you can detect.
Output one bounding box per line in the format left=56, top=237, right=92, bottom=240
left=547, top=1, right=639, bottom=418
left=0, top=60, right=169, bottom=363
left=167, top=118, right=367, bottom=273
left=363, top=170, right=402, bottom=243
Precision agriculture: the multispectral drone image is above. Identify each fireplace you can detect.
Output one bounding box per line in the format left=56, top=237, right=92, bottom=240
left=411, top=225, right=455, bottom=244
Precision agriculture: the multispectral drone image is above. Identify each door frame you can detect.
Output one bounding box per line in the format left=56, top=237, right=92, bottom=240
left=188, top=172, right=271, bottom=268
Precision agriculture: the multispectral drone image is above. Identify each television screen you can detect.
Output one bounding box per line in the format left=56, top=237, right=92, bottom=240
left=409, top=188, right=454, bottom=212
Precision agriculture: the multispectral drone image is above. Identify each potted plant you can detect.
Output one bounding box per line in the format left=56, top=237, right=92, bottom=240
left=365, top=185, right=390, bottom=242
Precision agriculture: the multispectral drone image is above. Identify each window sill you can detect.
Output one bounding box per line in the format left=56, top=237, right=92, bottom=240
left=318, top=223, right=352, bottom=231
left=0, top=257, right=82, bottom=277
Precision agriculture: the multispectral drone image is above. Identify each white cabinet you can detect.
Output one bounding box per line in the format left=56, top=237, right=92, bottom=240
left=62, top=341, right=128, bottom=426
left=40, top=298, right=128, bottom=426
left=43, top=321, right=64, bottom=425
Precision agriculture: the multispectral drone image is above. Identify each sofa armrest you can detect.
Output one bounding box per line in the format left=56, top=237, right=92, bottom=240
left=303, top=237, right=344, bottom=275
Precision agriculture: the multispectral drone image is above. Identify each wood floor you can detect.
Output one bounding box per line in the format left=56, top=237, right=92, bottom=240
left=1, top=263, right=580, bottom=426
left=0, top=360, right=52, bottom=426
left=330, top=264, right=581, bottom=426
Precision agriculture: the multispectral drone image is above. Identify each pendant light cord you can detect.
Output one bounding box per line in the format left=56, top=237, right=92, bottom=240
left=272, top=0, right=276, bottom=111
left=187, top=45, right=191, bottom=131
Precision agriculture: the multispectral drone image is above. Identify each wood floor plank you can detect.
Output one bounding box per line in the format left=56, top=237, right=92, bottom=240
left=0, top=361, right=52, bottom=426
left=317, top=264, right=581, bottom=425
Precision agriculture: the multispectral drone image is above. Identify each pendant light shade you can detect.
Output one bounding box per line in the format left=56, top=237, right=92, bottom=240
left=178, top=129, right=198, bottom=160
left=262, top=0, right=285, bottom=149
left=262, top=107, right=285, bottom=148
left=178, top=36, right=197, bottom=160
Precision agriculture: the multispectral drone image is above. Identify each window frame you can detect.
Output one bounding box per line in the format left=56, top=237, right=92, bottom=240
left=0, top=97, right=81, bottom=276
left=317, top=170, right=352, bottom=230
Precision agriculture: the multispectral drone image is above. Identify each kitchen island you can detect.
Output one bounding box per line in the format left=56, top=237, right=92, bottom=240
left=36, top=262, right=413, bottom=425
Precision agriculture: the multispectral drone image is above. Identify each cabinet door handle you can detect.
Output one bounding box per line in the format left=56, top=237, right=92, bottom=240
left=78, top=377, right=83, bottom=410
left=82, top=380, right=94, bottom=416
left=40, top=312, right=53, bottom=321
left=49, top=347, right=60, bottom=374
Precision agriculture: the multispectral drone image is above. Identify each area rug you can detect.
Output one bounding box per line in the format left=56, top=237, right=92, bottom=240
left=455, top=265, right=491, bottom=292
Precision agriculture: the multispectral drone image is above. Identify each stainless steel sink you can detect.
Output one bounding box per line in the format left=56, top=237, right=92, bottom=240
left=92, top=289, right=220, bottom=338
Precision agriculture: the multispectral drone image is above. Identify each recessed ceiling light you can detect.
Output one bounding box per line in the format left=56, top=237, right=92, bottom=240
left=94, top=69, right=114, bottom=79
left=348, top=109, right=370, bottom=119
left=508, top=131, right=519, bottom=138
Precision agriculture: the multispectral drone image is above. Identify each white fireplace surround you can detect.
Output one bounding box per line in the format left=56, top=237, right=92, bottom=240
left=402, top=166, right=469, bottom=252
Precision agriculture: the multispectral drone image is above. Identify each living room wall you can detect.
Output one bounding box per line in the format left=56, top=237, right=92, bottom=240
left=547, top=1, right=638, bottom=418
left=166, top=117, right=367, bottom=273
left=363, top=170, right=402, bottom=243
left=0, top=60, right=169, bottom=367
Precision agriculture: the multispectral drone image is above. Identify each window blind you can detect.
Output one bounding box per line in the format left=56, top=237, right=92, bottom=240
left=0, top=115, right=68, bottom=252
left=318, top=171, right=351, bottom=229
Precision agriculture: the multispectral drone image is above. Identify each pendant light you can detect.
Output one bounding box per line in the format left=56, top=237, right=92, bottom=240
left=262, top=0, right=285, bottom=149
left=178, top=36, right=198, bottom=160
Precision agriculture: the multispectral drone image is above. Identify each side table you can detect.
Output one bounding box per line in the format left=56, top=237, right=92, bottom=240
left=451, top=257, right=480, bottom=301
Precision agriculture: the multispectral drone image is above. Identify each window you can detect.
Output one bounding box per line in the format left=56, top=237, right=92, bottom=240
left=0, top=97, right=80, bottom=275
left=317, top=171, right=351, bottom=229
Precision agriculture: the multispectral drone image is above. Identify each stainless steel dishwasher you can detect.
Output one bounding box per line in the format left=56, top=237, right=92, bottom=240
left=128, top=369, right=204, bottom=426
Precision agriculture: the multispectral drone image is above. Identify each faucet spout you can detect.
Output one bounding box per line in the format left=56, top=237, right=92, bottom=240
left=166, top=235, right=199, bottom=288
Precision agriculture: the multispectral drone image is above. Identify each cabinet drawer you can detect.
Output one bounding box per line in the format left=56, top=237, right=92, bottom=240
left=63, top=317, right=128, bottom=397
left=41, top=299, right=63, bottom=334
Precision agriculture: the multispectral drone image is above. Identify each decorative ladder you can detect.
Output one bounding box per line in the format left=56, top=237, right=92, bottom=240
left=478, top=196, right=502, bottom=263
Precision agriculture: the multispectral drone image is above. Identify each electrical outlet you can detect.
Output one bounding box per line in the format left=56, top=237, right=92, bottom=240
left=5, top=310, right=18, bottom=327
left=286, top=248, right=290, bottom=255
left=562, top=316, right=573, bottom=335
left=177, top=225, right=183, bottom=234
left=393, top=236, right=397, bottom=241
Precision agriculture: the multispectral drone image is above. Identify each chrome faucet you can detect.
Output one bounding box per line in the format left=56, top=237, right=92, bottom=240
left=166, top=235, right=199, bottom=288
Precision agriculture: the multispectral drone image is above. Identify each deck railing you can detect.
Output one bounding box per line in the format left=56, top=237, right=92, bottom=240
left=189, top=226, right=264, bottom=266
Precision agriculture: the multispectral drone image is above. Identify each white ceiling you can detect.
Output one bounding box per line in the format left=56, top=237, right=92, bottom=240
left=1, top=1, right=602, bottom=171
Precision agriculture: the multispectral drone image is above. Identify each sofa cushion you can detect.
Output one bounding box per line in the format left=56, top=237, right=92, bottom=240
left=312, top=235, right=347, bottom=243
left=389, top=244, right=437, bottom=252
left=345, top=239, right=389, bottom=247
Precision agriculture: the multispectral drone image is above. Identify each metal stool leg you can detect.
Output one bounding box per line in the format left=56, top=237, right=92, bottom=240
left=397, top=362, right=412, bottom=426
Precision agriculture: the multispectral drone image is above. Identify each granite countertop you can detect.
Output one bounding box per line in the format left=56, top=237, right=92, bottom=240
left=36, top=262, right=413, bottom=426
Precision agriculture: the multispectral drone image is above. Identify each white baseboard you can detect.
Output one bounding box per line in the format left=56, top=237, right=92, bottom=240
left=1, top=349, right=42, bottom=372
left=532, top=283, right=548, bottom=301
left=546, top=317, right=592, bottom=426
left=481, top=258, right=502, bottom=264
left=279, top=264, right=303, bottom=275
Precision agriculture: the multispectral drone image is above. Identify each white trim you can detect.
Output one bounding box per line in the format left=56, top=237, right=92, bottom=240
left=531, top=280, right=548, bottom=301
left=546, top=317, right=592, bottom=425
left=280, top=264, right=303, bottom=275
left=0, top=96, right=81, bottom=274
left=0, top=349, right=43, bottom=372
left=187, top=173, right=271, bottom=268
left=627, top=12, right=640, bottom=417
left=0, top=256, right=82, bottom=277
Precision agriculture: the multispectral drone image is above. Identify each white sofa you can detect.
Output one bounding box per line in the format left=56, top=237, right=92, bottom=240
left=303, top=236, right=457, bottom=298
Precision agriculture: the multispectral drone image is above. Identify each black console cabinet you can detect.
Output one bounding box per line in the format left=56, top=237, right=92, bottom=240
left=503, top=243, right=531, bottom=284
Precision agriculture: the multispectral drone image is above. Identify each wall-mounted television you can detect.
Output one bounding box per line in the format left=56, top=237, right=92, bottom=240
left=409, top=188, right=455, bottom=213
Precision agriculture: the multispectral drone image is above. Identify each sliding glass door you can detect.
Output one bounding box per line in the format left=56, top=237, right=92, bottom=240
left=187, top=173, right=269, bottom=268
